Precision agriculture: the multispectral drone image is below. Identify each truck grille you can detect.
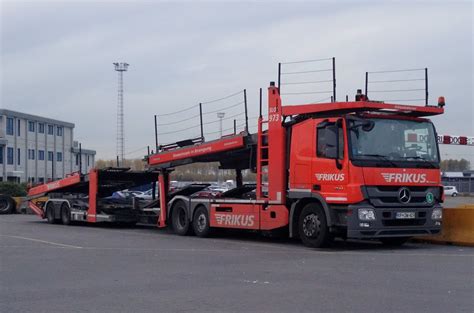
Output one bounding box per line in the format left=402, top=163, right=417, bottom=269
left=365, top=186, right=439, bottom=208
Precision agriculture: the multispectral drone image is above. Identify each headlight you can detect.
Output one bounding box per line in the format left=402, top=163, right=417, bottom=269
left=358, top=208, right=376, bottom=221
left=431, top=208, right=442, bottom=220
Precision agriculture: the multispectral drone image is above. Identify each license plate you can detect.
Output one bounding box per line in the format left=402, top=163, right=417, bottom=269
left=396, top=212, right=416, bottom=219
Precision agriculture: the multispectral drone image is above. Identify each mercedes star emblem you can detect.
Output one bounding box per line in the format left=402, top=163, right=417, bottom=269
left=398, top=187, right=411, bottom=204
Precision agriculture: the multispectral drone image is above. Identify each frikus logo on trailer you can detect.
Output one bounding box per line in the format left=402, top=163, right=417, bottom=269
left=215, top=213, right=255, bottom=227
left=381, top=173, right=427, bottom=183
left=315, top=173, right=345, bottom=181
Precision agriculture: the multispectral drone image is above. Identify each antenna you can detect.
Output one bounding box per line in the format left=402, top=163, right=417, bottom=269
left=113, top=62, right=129, bottom=166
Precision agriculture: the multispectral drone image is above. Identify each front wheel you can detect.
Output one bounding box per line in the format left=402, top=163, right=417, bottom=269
left=192, top=206, right=211, bottom=237
left=380, top=237, right=410, bottom=246
left=452, top=193, right=457, bottom=197
left=298, top=203, right=333, bottom=248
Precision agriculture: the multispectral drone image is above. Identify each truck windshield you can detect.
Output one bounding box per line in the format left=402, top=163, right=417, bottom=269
left=348, top=117, right=439, bottom=165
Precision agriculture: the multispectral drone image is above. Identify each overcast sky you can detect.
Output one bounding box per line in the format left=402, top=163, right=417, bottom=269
left=1, top=0, right=473, bottom=163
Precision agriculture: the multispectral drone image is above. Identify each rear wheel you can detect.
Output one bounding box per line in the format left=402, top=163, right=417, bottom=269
left=171, top=201, right=192, bottom=236
left=61, top=203, right=71, bottom=225
left=0, top=196, right=14, bottom=214
left=193, top=206, right=211, bottom=237
left=46, top=202, right=58, bottom=224
left=380, top=237, right=410, bottom=246
left=298, top=203, right=333, bottom=248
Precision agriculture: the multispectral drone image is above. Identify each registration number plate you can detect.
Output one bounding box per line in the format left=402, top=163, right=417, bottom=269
left=396, top=212, right=416, bottom=219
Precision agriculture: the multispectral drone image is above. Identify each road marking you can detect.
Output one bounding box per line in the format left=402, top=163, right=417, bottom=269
left=1, top=243, right=472, bottom=258
left=0, top=235, right=83, bottom=249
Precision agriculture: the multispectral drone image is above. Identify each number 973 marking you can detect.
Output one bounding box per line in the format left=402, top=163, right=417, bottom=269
left=269, top=114, right=280, bottom=122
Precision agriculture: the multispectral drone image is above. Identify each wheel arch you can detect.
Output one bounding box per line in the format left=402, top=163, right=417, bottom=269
left=289, top=194, right=332, bottom=238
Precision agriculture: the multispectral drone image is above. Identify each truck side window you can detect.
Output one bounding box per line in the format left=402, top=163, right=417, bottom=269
left=317, top=122, right=344, bottom=159
left=338, top=127, right=344, bottom=159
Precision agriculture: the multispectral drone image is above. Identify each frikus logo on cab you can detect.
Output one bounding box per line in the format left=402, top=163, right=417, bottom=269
left=315, top=173, right=345, bottom=182
left=381, top=173, right=427, bottom=183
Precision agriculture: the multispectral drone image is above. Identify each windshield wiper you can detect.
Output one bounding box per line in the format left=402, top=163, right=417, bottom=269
left=401, top=156, right=438, bottom=168
left=356, top=154, right=398, bottom=167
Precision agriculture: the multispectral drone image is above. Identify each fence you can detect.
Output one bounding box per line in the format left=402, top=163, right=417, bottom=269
left=442, top=177, right=474, bottom=195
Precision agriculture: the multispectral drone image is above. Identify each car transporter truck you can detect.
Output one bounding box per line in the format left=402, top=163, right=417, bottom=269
left=27, top=66, right=445, bottom=248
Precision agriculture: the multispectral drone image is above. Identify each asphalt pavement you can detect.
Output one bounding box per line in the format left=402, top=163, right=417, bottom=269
left=444, top=196, right=473, bottom=207
left=1, top=215, right=473, bottom=313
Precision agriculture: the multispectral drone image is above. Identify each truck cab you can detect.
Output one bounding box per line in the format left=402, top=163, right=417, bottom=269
left=288, top=105, right=443, bottom=244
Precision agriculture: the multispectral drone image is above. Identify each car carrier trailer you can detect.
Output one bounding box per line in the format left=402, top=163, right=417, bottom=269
left=28, top=77, right=446, bottom=248
left=26, top=167, right=214, bottom=226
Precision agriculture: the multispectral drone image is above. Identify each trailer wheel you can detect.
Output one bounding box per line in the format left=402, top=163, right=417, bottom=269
left=193, top=206, right=211, bottom=238
left=171, top=201, right=192, bottom=236
left=61, top=203, right=72, bottom=225
left=46, top=202, right=58, bottom=224
left=380, top=237, right=410, bottom=246
left=298, top=203, right=333, bottom=248
left=0, top=196, right=14, bottom=214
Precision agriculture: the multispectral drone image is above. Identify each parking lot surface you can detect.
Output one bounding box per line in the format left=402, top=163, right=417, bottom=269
left=1, top=215, right=473, bottom=313
left=444, top=196, right=473, bottom=207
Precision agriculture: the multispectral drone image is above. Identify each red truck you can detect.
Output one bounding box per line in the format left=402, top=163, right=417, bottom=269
left=27, top=81, right=445, bottom=248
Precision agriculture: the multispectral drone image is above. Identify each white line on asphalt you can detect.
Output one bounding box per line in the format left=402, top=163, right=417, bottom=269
left=0, top=235, right=83, bottom=249
left=1, top=244, right=471, bottom=258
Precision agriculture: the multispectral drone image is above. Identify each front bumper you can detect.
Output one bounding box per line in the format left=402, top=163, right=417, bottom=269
left=346, top=204, right=442, bottom=238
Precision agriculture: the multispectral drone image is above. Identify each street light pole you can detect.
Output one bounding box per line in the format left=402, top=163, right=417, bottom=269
left=217, top=112, right=225, bottom=138
left=216, top=112, right=225, bottom=184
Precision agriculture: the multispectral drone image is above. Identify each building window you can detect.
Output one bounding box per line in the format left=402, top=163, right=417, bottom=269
left=38, top=177, right=44, bottom=183
left=38, top=150, right=45, bottom=160
left=17, top=148, right=21, bottom=165
left=38, top=123, right=45, bottom=133
left=7, top=147, right=13, bottom=164
left=57, top=127, right=63, bottom=136
left=75, top=154, right=79, bottom=166
left=28, top=121, right=35, bottom=132
left=17, top=120, right=21, bottom=136
left=28, top=149, right=35, bottom=160
left=48, top=125, right=54, bottom=135
left=57, top=152, right=63, bottom=162
left=48, top=151, right=54, bottom=162
left=6, top=118, right=14, bottom=135
left=87, top=155, right=90, bottom=166
left=0, top=146, right=3, bottom=164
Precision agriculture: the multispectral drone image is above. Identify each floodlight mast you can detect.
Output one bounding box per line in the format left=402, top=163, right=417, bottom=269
left=113, top=62, right=129, bottom=165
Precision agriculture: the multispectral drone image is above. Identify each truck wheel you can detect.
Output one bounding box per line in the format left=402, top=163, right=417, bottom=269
left=0, top=196, right=14, bottom=214
left=193, top=206, right=211, bottom=237
left=380, top=237, right=410, bottom=246
left=171, top=201, right=192, bottom=236
left=298, top=203, right=333, bottom=248
left=61, top=203, right=72, bottom=225
left=46, top=202, right=58, bottom=224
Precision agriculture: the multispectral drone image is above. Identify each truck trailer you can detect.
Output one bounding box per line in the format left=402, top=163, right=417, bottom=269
left=27, top=79, right=445, bottom=248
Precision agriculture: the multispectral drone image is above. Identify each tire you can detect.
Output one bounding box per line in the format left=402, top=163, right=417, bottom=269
left=0, top=196, right=14, bottom=214
left=46, top=202, right=58, bottom=224
left=452, top=193, right=457, bottom=197
left=380, top=237, right=410, bottom=246
left=193, top=206, right=211, bottom=237
left=298, top=203, right=333, bottom=248
left=171, top=201, right=192, bottom=236
left=60, top=203, right=71, bottom=225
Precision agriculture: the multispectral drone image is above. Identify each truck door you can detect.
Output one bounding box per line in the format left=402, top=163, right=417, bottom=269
left=312, top=118, right=349, bottom=203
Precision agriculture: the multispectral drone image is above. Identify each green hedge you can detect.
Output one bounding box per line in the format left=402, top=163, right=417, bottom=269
left=0, top=182, right=27, bottom=197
